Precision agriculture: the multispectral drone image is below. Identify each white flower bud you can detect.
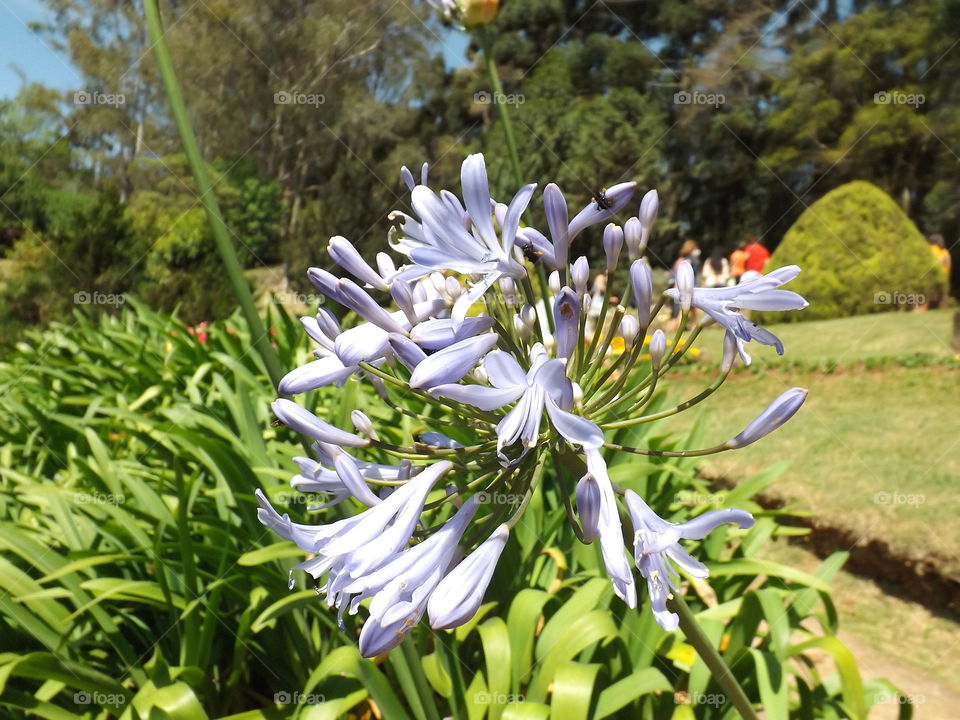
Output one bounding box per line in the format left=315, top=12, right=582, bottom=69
left=548, top=270, right=562, bottom=295
left=621, top=315, right=639, bottom=348
left=351, top=410, right=378, bottom=440
left=649, top=329, right=667, bottom=369
left=571, top=256, right=590, bottom=295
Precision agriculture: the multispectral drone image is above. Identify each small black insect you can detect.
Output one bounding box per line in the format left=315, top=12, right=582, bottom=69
left=518, top=238, right=544, bottom=264
left=593, top=187, right=612, bottom=211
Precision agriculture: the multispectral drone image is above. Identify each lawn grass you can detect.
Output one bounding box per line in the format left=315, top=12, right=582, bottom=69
left=685, top=307, right=957, bottom=367
left=656, top=308, right=960, bottom=576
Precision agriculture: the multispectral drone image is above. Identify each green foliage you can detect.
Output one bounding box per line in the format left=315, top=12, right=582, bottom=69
left=0, top=188, right=145, bottom=338
left=762, top=181, right=947, bottom=322
left=0, top=301, right=904, bottom=719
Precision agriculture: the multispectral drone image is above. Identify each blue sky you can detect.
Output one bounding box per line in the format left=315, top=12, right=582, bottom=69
left=1, top=0, right=469, bottom=100
left=0, top=0, right=80, bottom=99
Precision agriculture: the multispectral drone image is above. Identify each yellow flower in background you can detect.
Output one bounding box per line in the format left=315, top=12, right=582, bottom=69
left=464, top=0, right=498, bottom=25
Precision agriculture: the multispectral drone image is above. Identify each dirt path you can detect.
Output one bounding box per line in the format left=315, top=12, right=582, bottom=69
left=838, top=632, right=960, bottom=719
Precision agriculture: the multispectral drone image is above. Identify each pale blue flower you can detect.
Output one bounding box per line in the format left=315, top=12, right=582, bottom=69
left=392, top=153, right=535, bottom=328
left=429, top=346, right=603, bottom=458
left=727, top=387, right=807, bottom=448
left=625, top=490, right=754, bottom=631
left=667, top=265, right=807, bottom=354
left=428, top=523, right=509, bottom=629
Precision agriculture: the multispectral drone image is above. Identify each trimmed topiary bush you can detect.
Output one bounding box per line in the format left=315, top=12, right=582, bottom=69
left=762, top=180, right=948, bottom=322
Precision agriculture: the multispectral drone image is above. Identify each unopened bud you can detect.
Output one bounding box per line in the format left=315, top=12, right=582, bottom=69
left=621, top=315, right=639, bottom=348
left=351, top=410, right=378, bottom=440
left=727, top=388, right=807, bottom=448
left=603, top=223, right=624, bottom=272
left=624, top=217, right=643, bottom=260
left=576, top=474, right=601, bottom=542
left=649, top=329, right=667, bottom=369
left=548, top=270, right=562, bottom=295
left=571, top=256, right=589, bottom=295
left=676, top=260, right=694, bottom=312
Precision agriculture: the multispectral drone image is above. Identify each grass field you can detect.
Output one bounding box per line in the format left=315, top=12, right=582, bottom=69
left=659, top=309, right=960, bottom=575
left=658, top=309, right=960, bottom=701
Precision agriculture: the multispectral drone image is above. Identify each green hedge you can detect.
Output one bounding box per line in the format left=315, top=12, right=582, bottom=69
left=764, top=181, right=947, bottom=322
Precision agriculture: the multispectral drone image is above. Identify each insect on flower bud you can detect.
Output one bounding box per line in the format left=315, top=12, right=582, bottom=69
left=571, top=256, right=590, bottom=295
left=620, top=314, right=639, bottom=348
left=603, top=223, right=624, bottom=272
left=727, top=388, right=807, bottom=448
left=648, top=329, right=667, bottom=369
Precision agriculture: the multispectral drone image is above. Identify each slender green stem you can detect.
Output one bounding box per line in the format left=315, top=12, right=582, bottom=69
left=603, top=440, right=731, bottom=458
left=400, top=637, right=441, bottom=720
left=669, top=593, right=760, bottom=720
left=144, top=0, right=283, bottom=388
left=601, top=369, right=729, bottom=429
left=437, top=632, right=467, bottom=720
left=479, top=28, right=523, bottom=186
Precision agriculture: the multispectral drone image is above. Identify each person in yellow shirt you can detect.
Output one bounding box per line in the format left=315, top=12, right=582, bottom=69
left=928, top=234, right=952, bottom=308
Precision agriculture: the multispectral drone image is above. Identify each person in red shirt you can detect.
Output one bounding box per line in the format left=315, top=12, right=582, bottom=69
left=743, top=237, right=770, bottom=274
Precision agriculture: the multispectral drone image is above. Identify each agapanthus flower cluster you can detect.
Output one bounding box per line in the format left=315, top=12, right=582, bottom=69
left=256, top=153, right=809, bottom=656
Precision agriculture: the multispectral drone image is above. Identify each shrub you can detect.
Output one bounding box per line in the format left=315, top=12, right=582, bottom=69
left=763, top=181, right=947, bottom=321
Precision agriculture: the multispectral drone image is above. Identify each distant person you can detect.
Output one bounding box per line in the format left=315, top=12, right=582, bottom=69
left=929, top=234, right=951, bottom=308
left=930, top=234, right=952, bottom=275
left=701, top=247, right=732, bottom=288
left=743, top=237, right=770, bottom=274
left=730, top=241, right=749, bottom=282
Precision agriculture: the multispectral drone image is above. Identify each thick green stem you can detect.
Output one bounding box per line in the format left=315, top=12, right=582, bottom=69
left=669, top=593, right=760, bottom=720
left=399, top=637, right=442, bottom=720
left=144, top=0, right=284, bottom=388
left=479, top=29, right=523, bottom=187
